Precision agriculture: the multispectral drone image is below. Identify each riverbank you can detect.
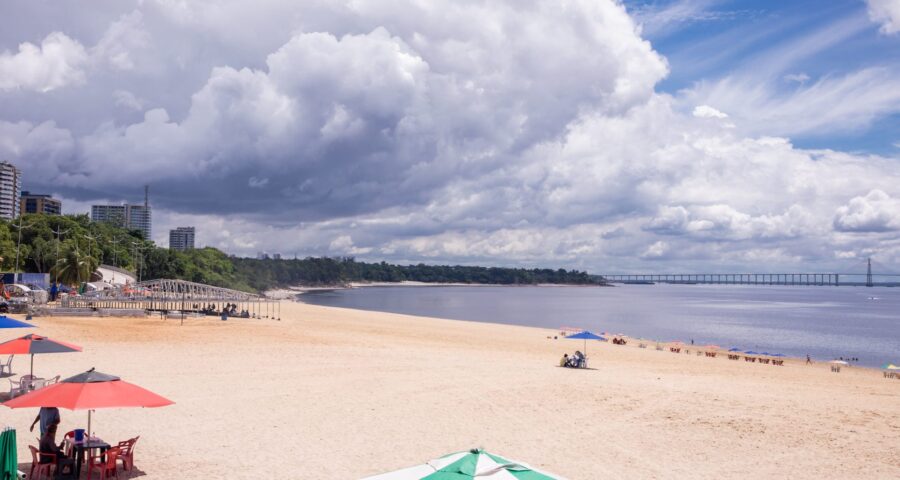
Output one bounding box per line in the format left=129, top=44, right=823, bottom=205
left=4, top=302, right=898, bottom=478
left=265, top=281, right=610, bottom=298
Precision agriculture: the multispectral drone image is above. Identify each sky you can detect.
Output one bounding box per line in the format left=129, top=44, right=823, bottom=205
left=2, top=0, right=900, bottom=274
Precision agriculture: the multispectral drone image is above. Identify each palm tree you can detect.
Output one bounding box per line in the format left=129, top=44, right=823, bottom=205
left=53, top=244, right=95, bottom=286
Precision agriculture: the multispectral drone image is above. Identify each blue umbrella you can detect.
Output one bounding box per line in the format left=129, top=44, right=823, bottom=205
left=566, top=330, right=606, bottom=358
left=0, top=316, right=34, bottom=329
left=728, top=347, right=741, bottom=352
left=745, top=351, right=759, bottom=355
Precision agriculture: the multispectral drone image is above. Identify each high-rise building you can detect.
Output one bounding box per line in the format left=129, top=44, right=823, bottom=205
left=20, top=191, right=62, bottom=215
left=0, top=161, right=22, bottom=220
left=169, top=227, right=195, bottom=251
left=91, top=204, right=128, bottom=227
left=91, top=186, right=152, bottom=239
left=127, top=204, right=152, bottom=240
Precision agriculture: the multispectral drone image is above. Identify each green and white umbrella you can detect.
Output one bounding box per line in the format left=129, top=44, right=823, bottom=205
left=362, top=448, right=566, bottom=479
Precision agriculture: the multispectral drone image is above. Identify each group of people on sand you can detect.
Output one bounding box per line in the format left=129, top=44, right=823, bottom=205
left=611, top=337, right=627, bottom=345
left=560, top=351, right=587, bottom=368
left=32, top=406, right=76, bottom=477
left=193, top=303, right=250, bottom=318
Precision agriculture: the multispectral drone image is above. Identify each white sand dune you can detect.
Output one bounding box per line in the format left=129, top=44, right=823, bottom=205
left=3, top=302, right=898, bottom=478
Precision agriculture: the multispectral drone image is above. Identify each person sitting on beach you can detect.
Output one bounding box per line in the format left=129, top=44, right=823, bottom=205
left=39, top=423, right=75, bottom=476
left=560, top=353, right=570, bottom=367
left=573, top=350, right=585, bottom=368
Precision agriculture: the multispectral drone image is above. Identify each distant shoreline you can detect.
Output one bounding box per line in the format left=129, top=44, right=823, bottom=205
left=264, top=281, right=608, bottom=299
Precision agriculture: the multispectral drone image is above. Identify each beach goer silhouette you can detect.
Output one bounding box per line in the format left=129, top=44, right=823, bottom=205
left=806, top=354, right=811, bottom=364
left=30, top=406, right=60, bottom=436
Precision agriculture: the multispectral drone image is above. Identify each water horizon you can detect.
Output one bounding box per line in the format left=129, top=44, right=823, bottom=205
left=298, top=283, right=900, bottom=368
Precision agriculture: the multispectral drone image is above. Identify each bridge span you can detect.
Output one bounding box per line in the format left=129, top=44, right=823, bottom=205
left=601, top=273, right=840, bottom=286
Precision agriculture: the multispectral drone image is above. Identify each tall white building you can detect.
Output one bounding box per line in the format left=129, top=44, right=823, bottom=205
left=169, top=226, right=195, bottom=251
left=0, top=161, right=22, bottom=220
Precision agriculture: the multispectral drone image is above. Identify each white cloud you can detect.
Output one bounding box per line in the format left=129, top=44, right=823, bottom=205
left=329, top=235, right=372, bottom=255
left=90, top=11, right=151, bottom=71
left=683, top=67, right=900, bottom=137
left=692, top=105, right=728, bottom=118
left=0, top=32, right=88, bottom=92
left=867, top=0, right=900, bottom=34
left=783, top=73, right=810, bottom=84
left=833, top=190, right=900, bottom=232
left=641, top=241, right=671, bottom=260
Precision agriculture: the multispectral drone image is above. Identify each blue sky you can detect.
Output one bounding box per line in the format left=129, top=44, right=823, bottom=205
left=630, top=0, right=900, bottom=153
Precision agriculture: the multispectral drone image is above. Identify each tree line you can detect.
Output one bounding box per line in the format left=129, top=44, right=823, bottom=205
left=2, top=214, right=603, bottom=292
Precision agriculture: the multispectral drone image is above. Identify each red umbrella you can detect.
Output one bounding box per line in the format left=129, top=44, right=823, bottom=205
left=4, top=368, right=173, bottom=437
left=0, top=334, right=82, bottom=377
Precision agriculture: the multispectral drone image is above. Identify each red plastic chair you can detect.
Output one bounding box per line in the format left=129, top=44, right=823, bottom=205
left=116, top=436, right=139, bottom=471
left=28, top=445, right=55, bottom=480
left=63, top=430, right=75, bottom=457
left=87, top=445, right=120, bottom=480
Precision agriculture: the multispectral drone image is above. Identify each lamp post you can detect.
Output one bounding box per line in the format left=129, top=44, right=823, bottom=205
left=131, top=242, right=145, bottom=283
left=82, top=233, right=97, bottom=281
left=109, top=236, right=121, bottom=267
left=12, top=218, right=34, bottom=284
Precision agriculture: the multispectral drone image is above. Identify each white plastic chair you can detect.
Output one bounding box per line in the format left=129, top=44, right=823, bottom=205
left=8, top=378, right=26, bottom=398
left=0, top=355, right=12, bottom=376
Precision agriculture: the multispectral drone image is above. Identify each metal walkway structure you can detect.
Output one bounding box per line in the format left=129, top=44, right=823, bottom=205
left=60, top=279, right=280, bottom=318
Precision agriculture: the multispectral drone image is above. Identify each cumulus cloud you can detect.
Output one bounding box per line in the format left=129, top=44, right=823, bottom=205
left=833, top=190, right=900, bottom=232
left=867, top=0, right=900, bottom=34
left=0, top=32, right=88, bottom=92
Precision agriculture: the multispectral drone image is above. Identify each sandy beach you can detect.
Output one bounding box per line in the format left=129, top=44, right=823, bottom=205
left=2, top=302, right=898, bottom=479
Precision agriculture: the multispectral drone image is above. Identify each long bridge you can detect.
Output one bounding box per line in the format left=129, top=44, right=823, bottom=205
left=599, top=257, right=900, bottom=287
left=600, top=273, right=842, bottom=286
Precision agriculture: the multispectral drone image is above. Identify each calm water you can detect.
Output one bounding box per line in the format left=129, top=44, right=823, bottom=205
left=298, top=284, right=900, bottom=368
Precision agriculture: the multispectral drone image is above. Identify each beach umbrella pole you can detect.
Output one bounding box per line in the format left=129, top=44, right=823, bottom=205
left=30, top=353, right=34, bottom=377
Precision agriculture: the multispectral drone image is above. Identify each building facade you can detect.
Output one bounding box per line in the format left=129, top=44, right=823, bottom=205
left=169, top=226, right=196, bottom=251
left=20, top=191, right=62, bottom=215
left=0, top=161, right=22, bottom=220
left=91, top=204, right=152, bottom=239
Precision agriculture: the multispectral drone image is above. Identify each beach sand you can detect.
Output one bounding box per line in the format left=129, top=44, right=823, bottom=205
left=3, top=302, right=898, bottom=479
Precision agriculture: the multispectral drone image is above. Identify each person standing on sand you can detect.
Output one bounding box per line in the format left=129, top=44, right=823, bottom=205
left=806, top=354, right=812, bottom=364
left=30, top=406, right=60, bottom=437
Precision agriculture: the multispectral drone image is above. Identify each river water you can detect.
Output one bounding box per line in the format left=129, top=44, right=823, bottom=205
left=298, top=284, right=899, bottom=368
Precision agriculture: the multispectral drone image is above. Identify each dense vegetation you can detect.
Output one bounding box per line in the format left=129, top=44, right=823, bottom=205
left=3, top=214, right=602, bottom=293
left=231, top=257, right=601, bottom=291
